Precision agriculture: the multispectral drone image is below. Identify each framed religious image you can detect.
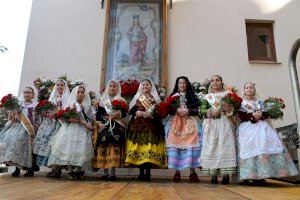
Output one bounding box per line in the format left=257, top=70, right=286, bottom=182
left=100, top=0, right=167, bottom=89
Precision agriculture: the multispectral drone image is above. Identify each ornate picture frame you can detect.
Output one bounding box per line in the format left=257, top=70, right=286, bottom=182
left=100, top=0, right=167, bottom=89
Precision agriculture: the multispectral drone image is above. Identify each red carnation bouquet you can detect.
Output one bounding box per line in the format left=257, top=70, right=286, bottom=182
left=0, top=94, right=20, bottom=111
left=112, top=99, right=128, bottom=113
left=263, top=97, right=285, bottom=120
left=35, top=100, right=56, bottom=114
left=120, top=79, right=139, bottom=96
left=221, top=92, right=243, bottom=110
left=152, top=102, right=169, bottom=119
left=166, top=95, right=180, bottom=110
left=56, top=106, right=80, bottom=121
left=149, top=95, right=180, bottom=119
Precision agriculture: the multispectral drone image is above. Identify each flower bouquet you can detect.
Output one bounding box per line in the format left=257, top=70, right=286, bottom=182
left=35, top=100, right=56, bottom=114
left=112, top=99, right=128, bottom=113
left=33, top=77, right=55, bottom=101
left=156, top=86, right=167, bottom=100
left=192, top=80, right=210, bottom=100
left=263, top=97, right=285, bottom=120
left=0, top=94, right=20, bottom=111
left=166, top=95, right=180, bottom=110
left=221, top=92, right=243, bottom=110
left=120, top=79, right=139, bottom=97
left=56, top=106, right=80, bottom=121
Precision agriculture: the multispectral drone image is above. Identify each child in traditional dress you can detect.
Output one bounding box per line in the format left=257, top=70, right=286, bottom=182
left=237, top=82, right=298, bottom=185
left=47, top=85, right=94, bottom=180
left=200, top=75, right=237, bottom=184
left=93, top=80, right=127, bottom=181
left=165, top=76, right=202, bottom=182
left=125, top=79, right=167, bottom=181
left=0, top=87, right=37, bottom=177
left=33, top=79, right=70, bottom=177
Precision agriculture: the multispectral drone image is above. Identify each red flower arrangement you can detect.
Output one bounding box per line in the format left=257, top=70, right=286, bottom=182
left=120, top=79, right=139, bottom=96
left=35, top=100, right=56, bottom=114
left=0, top=94, right=20, bottom=110
left=150, top=95, right=180, bottom=119
left=112, top=99, right=128, bottom=113
left=56, top=106, right=80, bottom=121
left=166, top=95, right=180, bottom=109
left=221, top=92, right=243, bottom=110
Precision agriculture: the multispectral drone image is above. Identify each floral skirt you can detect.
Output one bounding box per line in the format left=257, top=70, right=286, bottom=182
left=0, top=122, right=32, bottom=168
left=33, top=118, right=61, bottom=166
left=93, top=143, right=124, bottom=169
left=238, top=148, right=298, bottom=180
left=125, top=140, right=167, bottom=168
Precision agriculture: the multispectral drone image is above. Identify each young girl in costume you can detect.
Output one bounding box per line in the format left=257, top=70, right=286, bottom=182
left=165, top=76, right=202, bottom=182
left=237, top=82, right=298, bottom=185
left=47, top=85, right=94, bottom=179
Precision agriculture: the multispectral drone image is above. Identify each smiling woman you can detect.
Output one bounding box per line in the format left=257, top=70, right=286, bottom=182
left=0, top=0, right=33, bottom=97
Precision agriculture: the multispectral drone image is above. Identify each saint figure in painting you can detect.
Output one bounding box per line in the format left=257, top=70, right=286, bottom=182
left=127, top=15, right=148, bottom=65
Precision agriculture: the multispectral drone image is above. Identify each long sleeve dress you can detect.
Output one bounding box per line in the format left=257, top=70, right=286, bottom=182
left=125, top=96, right=167, bottom=168
left=200, top=91, right=237, bottom=176
left=165, top=93, right=202, bottom=170
left=237, top=99, right=298, bottom=180
left=0, top=102, right=37, bottom=169
left=92, top=104, right=126, bottom=169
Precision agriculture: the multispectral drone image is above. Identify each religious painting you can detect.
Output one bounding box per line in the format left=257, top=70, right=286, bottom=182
left=101, top=0, right=167, bottom=88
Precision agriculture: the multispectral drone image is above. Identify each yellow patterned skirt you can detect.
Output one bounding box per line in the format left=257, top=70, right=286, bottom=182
left=93, top=144, right=125, bottom=169
left=125, top=140, right=167, bottom=168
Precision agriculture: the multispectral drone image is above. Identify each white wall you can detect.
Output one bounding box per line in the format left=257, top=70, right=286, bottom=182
left=20, top=0, right=300, bottom=127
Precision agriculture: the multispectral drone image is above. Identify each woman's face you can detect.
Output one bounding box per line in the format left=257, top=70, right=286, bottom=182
left=23, top=88, right=34, bottom=102
left=133, top=19, right=139, bottom=26
left=178, top=78, right=187, bottom=92
left=56, top=80, right=65, bottom=94
left=77, top=87, right=85, bottom=103
left=244, top=83, right=256, bottom=98
left=211, top=75, right=223, bottom=92
left=142, top=80, right=152, bottom=94
left=108, top=81, right=118, bottom=96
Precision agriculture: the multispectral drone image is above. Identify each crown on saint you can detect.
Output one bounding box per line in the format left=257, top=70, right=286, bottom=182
left=133, top=15, right=140, bottom=20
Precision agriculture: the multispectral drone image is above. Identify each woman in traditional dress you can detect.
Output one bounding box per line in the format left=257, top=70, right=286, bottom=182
left=165, top=76, right=202, bottom=182
left=200, top=75, right=237, bottom=184
left=92, top=80, right=127, bottom=181
left=125, top=78, right=167, bottom=181
left=33, top=79, right=70, bottom=177
left=47, top=85, right=94, bottom=180
left=0, top=87, right=37, bottom=177
left=237, top=82, right=298, bottom=185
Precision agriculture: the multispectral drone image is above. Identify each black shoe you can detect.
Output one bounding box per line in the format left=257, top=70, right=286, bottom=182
left=222, top=176, right=230, bottom=185
left=239, top=180, right=250, bottom=185
left=33, top=165, right=40, bottom=172
left=47, top=169, right=61, bottom=178
left=110, top=176, right=117, bottom=181
left=24, top=169, right=34, bottom=177
left=12, top=168, right=20, bottom=177
left=67, top=172, right=76, bottom=180
left=143, top=174, right=151, bottom=182
left=77, top=172, right=86, bottom=180
left=211, top=176, right=218, bottom=184
left=253, top=179, right=267, bottom=186
left=138, top=174, right=144, bottom=181
left=101, top=175, right=109, bottom=181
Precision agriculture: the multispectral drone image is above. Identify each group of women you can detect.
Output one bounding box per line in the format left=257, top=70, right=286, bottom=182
left=0, top=75, right=298, bottom=185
